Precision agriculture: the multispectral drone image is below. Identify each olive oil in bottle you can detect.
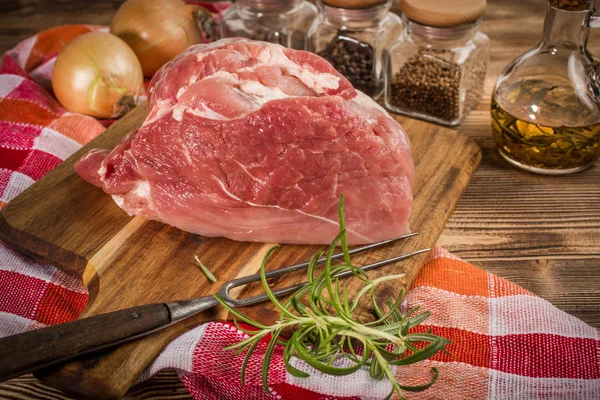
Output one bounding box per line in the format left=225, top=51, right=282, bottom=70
left=491, top=1, right=600, bottom=174
left=492, top=80, right=600, bottom=174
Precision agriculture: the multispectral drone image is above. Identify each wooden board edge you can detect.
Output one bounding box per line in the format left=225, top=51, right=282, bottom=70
left=35, top=309, right=220, bottom=400
left=459, top=131, right=483, bottom=173
left=0, top=103, right=149, bottom=281
left=0, top=211, right=102, bottom=308
left=0, top=211, right=88, bottom=280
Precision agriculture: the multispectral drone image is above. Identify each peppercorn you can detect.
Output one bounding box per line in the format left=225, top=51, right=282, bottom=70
left=388, top=49, right=461, bottom=122
left=387, top=48, right=486, bottom=124
left=549, top=0, right=593, bottom=11
left=318, top=35, right=379, bottom=97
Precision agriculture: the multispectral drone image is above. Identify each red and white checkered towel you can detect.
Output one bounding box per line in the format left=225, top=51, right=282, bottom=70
left=0, top=25, right=599, bottom=400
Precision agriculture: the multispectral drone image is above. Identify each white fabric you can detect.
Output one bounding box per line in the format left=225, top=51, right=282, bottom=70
left=0, top=249, right=59, bottom=283
left=0, top=311, right=39, bottom=337
left=0, top=74, right=24, bottom=98
left=9, top=35, right=36, bottom=69
left=138, top=324, right=209, bottom=382
left=0, top=172, right=35, bottom=204
left=487, top=370, right=600, bottom=400
left=33, top=127, right=82, bottom=161
left=489, top=294, right=600, bottom=339
left=286, top=355, right=394, bottom=398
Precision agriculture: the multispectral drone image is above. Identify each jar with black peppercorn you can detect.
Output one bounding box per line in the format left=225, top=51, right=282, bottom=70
left=307, top=0, right=403, bottom=98
left=384, top=0, right=489, bottom=126
left=220, top=0, right=317, bottom=50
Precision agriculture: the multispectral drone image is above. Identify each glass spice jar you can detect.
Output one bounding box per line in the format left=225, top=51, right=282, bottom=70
left=491, top=0, right=600, bottom=174
left=307, top=0, right=403, bottom=98
left=384, top=0, right=489, bottom=126
left=220, top=0, right=317, bottom=50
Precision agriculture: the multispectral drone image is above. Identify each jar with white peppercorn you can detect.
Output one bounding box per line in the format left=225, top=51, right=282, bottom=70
left=220, top=0, right=317, bottom=50
left=384, top=0, right=489, bottom=126
left=307, top=0, right=403, bottom=98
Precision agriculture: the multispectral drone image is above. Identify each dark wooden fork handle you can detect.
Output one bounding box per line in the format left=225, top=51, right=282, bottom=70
left=0, top=303, right=170, bottom=382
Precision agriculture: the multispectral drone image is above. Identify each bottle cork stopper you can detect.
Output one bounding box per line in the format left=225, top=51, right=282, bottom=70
left=401, top=0, right=487, bottom=27
left=321, top=0, right=389, bottom=9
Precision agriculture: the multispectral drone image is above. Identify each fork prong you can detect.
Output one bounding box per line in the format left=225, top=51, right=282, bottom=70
left=220, top=236, right=428, bottom=308
left=331, top=248, right=431, bottom=279
left=219, top=232, right=419, bottom=301
left=267, top=232, right=420, bottom=279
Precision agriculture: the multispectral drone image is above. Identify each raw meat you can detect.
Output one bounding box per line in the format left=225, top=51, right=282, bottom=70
left=75, top=38, right=414, bottom=245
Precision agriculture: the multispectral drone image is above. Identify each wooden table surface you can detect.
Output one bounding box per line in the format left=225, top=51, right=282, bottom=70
left=0, top=0, right=598, bottom=398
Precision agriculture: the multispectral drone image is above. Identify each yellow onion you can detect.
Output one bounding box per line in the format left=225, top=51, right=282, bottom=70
left=52, top=32, right=143, bottom=119
left=110, top=0, right=206, bottom=77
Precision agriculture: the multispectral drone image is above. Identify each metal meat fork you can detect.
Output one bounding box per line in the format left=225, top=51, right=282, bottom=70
left=0, top=233, right=428, bottom=382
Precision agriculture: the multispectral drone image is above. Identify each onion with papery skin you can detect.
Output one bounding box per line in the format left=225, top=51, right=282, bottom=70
left=52, top=32, right=143, bottom=119
left=110, top=0, right=206, bottom=77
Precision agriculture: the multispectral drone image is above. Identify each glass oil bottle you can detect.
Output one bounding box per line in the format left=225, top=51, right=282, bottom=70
left=492, top=0, right=600, bottom=174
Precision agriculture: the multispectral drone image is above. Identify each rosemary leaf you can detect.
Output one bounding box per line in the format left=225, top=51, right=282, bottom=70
left=241, top=334, right=263, bottom=385
left=194, top=255, right=217, bottom=283
left=262, top=328, right=283, bottom=392
left=398, top=367, right=439, bottom=392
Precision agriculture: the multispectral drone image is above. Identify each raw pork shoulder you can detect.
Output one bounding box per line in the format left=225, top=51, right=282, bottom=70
left=75, top=39, right=414, bottom=245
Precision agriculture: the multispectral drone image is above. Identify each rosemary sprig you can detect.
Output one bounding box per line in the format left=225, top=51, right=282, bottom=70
left=194, top=255, right=217, bottom=283
left=214, top=195, right=450, bottom=400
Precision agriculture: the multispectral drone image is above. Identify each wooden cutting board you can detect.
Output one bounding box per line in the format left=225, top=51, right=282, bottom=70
left=0, top=103, right=481, bottom=399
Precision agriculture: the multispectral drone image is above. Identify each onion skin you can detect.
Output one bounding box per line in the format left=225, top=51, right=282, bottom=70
left=110, top=0, right=203, bottom=77
left=52, top=32, right=143, bottom=119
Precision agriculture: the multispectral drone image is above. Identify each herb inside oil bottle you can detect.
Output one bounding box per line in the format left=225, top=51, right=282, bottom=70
left=492, top=81, right=600, bottom=171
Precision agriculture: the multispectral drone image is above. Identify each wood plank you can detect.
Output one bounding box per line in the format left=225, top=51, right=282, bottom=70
left=0, top=1, right=123, bottom=55
left=0, top=371, right=192, bottom=400
left=0, top=91, right=480, bottom=399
